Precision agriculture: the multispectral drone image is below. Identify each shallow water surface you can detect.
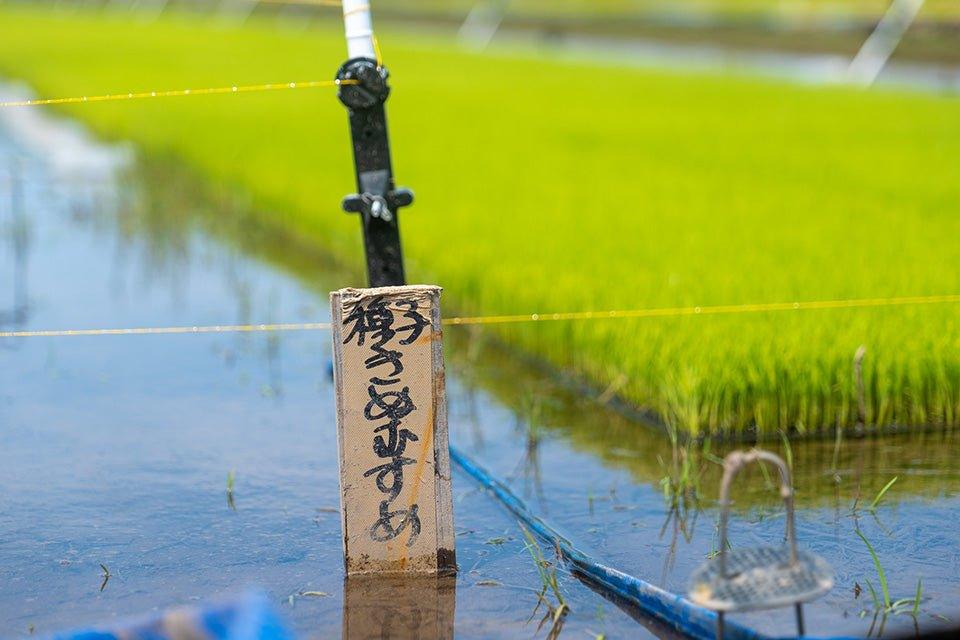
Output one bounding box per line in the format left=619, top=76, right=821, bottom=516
left=0, top=111, right=647, bottom=640
left=0, top=111, right=958, bottom=640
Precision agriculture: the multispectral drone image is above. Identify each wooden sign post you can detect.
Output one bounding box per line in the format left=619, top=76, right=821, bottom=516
left=330, top=285, right=456, bottom=575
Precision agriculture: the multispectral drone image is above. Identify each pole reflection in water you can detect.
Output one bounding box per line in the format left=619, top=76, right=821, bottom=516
left=5, top=158, right=29, bottom=327
left=342, top=575, right=456, bottom=640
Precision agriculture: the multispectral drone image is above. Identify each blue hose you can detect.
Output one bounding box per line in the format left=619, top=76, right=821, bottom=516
left=449, top=446, right=854, bottom=640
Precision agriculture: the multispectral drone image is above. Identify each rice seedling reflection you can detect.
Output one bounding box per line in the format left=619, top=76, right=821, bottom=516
left=855, top=528, right=926, bottom=637
left=98, top=563, right=111, bottom=593
left=510, top=392, right=547, bottom=509
left=226, top=470, right=236, bottom=511
left=520, top=523, right=569, bottom=640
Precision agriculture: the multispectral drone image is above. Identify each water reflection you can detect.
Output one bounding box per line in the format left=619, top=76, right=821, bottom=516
left=0, top=115, right=658, bottom=639
left=508, top=392, right=547, bottom=510
left=445, top=332, right=960, bottom=508
left=342, top=575, right=456, bottom=640
left=2, top=158, right=29, bottom=329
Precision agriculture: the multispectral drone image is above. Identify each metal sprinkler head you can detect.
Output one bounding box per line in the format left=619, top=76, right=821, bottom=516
left=688, top=449, right=833, bottom=639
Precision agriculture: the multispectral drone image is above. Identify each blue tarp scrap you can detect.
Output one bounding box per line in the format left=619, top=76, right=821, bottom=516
left=49, top=591, right=292, bottom=640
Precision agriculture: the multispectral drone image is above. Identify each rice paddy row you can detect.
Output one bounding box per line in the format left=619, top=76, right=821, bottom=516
left=0, top=7, right=958, bottom=436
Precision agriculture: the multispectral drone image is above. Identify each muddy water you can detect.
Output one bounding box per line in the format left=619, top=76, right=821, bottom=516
left=1, top=110, right=958, bottom=639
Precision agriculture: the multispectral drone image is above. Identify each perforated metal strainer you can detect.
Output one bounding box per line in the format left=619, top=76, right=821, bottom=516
left=688, top=449, right=833, bottom=639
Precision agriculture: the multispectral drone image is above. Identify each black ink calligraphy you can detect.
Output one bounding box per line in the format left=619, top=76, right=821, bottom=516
left=345, top=296, right=429, bottom=548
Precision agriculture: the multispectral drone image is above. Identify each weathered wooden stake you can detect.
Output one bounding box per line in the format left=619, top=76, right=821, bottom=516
left=331, top=285, right=456, bottom=575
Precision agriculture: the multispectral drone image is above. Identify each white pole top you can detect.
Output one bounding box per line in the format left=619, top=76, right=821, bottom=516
left=342, top=0, right=376, bottom=60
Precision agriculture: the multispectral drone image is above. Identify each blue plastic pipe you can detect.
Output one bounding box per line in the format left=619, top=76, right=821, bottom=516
left=449, top=446, right=855, bottom=640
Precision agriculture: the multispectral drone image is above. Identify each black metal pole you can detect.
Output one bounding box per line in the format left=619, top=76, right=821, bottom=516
left=336, top=57, right=412, bottom=288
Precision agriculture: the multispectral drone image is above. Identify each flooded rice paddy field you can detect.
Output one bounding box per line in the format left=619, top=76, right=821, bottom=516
left=1, top=112, right=959, bottom=639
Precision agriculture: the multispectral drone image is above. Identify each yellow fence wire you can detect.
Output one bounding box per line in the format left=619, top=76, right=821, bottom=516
left=0, top=78, right=355, bottom=109
left=2, top=294, right=958, bottom=339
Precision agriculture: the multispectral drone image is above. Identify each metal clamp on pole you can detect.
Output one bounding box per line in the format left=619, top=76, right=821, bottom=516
left=335, top=2, right=412, bottom=287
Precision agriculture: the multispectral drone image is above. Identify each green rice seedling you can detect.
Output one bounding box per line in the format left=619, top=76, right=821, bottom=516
left=3, top=8, right=959, bottom=438
left=519, top=523, right=569, bottom=635
left=864, top=578, right=881, bottom=611
left=889, top=592, right=923, bottom=616
left=226, top=470, right=236, bottom=511
left=585, top=487, right=610, bottom=515
left=856, top=529, right=924, bottom=618
left=756, top=455, right=775, bottom=491
left=912, top=579, right=922, bottom=617
left=520, top=524, right=566, bottom=608
left=868, top=476, right=899, bottom=513
left=658, top=432, right=707, bottom=517
left=780, top=432, right=794, bottom=472
left=856, top=529, right=890, bottom=610
left=706, top=519, right=732, bottom=560
left=854, top=346, right=868, bottom=429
